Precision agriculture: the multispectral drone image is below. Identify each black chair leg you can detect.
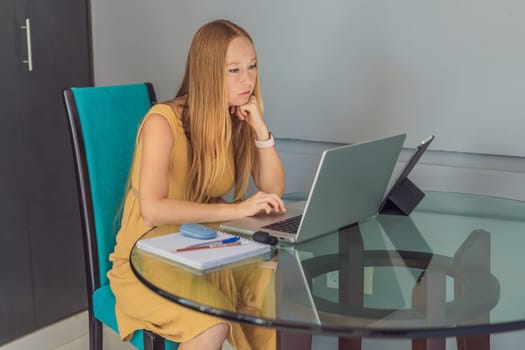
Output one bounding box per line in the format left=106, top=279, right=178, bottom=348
left=143, top=330, right=166, bottom=350
left=89, top=314, right=103, bottom=350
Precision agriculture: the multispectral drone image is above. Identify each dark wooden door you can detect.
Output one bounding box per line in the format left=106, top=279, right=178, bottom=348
left=16, top=0, right=91, bottom=329
left=0, top=0, right=91, bottom=344
left=0, top=0, right=36, bottom=344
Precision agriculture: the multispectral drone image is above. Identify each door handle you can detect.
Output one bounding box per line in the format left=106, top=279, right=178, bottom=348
left=20, top=18, right=33, bottom=71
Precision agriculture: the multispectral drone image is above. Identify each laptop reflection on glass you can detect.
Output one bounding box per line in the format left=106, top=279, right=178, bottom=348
left=220, top=134, right=406, bottom=243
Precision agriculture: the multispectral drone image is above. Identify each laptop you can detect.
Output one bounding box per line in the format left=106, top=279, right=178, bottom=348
left=220, top=133, right=406, bottom=243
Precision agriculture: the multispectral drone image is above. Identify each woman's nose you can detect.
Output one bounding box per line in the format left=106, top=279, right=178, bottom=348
left=241, top=70, right=254, bottom=84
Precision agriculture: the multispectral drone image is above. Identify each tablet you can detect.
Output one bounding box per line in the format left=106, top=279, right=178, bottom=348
left=379, top=135, right=434, bottom=212
left=395, top=135, right=434, bottom=187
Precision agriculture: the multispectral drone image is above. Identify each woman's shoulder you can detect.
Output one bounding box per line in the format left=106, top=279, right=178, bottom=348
left=146, top=102, right=184, bottom=131
left=149, top=102, right=181, bottom=119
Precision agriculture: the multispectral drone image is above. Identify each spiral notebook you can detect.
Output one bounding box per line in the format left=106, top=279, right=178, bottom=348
left=136, top=230, right=272, bottom=272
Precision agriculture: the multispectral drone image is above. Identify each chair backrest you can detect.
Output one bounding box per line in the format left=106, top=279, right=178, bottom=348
left=63, top=83, right=156, bottom=293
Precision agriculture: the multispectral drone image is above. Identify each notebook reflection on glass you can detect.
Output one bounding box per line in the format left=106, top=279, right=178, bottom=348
left=220, top=134, right=406, bottom=243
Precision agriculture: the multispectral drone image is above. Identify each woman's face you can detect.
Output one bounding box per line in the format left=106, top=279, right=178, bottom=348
left=225, top=36, right=257, bottom=107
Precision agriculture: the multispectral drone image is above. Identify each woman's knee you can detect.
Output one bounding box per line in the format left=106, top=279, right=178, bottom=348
left=208, top=322, right=229, bottom=339
left=179, top=322, right=230, bottom=350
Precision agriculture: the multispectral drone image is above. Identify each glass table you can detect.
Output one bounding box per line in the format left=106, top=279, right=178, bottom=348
left=130, top=192, right=525, bottom=350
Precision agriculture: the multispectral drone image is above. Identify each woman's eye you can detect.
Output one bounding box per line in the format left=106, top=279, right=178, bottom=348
left=249, top=64, right=257, bottom=70
left=228, top=68, right=240, bottom=73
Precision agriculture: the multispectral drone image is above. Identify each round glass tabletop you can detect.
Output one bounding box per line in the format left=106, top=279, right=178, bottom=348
left=130, top=191, right=525, bottom=338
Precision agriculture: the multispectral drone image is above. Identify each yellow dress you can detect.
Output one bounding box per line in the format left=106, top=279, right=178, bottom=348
left=107, top=104, right=275, bottom=349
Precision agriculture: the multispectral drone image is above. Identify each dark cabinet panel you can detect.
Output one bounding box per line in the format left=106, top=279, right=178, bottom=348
left=1, top=0, right=91, bottom=344
left=0, top=0, right=36, bottom=344
left=17, top=0, right=90, bottom=328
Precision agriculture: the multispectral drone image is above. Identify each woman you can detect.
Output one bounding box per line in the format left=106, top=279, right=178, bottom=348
left=108, top=19, right=286, bottom=350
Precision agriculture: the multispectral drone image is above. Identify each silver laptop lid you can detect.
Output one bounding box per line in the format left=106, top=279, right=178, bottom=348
left=295, top=133, right=406, bottom=242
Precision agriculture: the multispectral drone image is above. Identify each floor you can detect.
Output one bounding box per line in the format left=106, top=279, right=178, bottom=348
left=0, top=310, right=457, bottom=350
left=0, top=311, right=234, bottom=350
left=3, top=310, right=523, bottom=350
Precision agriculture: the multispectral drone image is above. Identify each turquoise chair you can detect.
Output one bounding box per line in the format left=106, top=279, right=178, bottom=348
left=63, top=83, right=178, bottom=350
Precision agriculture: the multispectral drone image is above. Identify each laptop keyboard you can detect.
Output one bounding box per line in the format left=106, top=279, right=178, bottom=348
left=262, top=215, right=302, bottom=234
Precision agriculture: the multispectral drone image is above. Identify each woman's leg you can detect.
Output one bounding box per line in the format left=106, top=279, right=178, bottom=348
left=179, top=322, right=230, bottom=350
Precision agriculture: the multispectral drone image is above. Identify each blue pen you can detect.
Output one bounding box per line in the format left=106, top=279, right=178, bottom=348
left=185, top=236, right=240, bottom=249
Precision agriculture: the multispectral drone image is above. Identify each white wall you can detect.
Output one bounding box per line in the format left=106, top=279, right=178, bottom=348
left=89, top=0, right=525, bottom=200
left=90, top=0, right=525, bottom=157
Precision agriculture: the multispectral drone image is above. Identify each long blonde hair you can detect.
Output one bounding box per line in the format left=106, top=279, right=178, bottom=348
left=174, top=19, right=263, bottom=203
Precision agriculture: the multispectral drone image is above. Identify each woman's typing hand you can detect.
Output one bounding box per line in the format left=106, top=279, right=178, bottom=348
left=236, top=191, right=286, bottom=217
